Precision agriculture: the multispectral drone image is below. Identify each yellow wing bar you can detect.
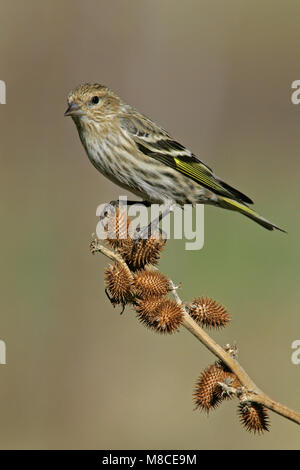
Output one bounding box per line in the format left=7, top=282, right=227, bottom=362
left=174, top=158, right=227, bottom=194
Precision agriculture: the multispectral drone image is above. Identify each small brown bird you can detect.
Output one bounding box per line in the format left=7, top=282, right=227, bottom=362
left=65, top=83, right=284, bottom=232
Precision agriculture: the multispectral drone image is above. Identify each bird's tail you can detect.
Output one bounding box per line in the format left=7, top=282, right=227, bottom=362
left=218, top=196, right=286, bottom=232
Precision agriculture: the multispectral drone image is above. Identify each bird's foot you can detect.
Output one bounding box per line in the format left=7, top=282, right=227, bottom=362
left=133, top=221, right=166, bottom=251
left=99, top=199, right=151, bottom=223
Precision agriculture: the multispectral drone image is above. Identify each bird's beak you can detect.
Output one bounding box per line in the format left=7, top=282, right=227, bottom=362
left=64, top=102, right=82, bottom=117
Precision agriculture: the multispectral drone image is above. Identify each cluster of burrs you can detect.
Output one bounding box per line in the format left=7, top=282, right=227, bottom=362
left=193, top=350, right=269, bottom=434
left=90, top=207, right=270, bottom=434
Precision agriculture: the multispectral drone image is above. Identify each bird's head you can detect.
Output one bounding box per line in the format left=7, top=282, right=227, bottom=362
left=65, top=83, right=121, bottom=127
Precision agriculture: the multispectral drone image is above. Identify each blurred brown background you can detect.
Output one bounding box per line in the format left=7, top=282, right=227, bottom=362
left=0, top=0, right=299, bottom=450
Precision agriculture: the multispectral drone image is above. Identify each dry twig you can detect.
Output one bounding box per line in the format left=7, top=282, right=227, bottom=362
left=90, top=209, right=300, bottom=433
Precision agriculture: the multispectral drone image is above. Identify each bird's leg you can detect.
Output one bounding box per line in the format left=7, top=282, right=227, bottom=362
left=133, top=204, right=174, bottom=247
left=99, top=199, right=150, bottom=224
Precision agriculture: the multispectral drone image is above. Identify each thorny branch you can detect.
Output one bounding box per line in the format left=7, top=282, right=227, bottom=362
left=90, top=236, right=300, bottom=430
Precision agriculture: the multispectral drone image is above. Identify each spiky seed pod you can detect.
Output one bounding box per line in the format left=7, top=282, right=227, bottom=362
left=188, top=297, right=230, bottom=329
left=152, top=299, right=183, bottom=334
left=215, top=372, right=241, bottom=401
left=136, top=298, right=183, bottom=333
left=118, top=233, right=166, bottom=271
left=135, top=297, right=164, bottom=328
left=238, top=402, right=270, bottom=434
left=134, top=270, right=170, bottom=300
left=193, top=362, right=236, bottom=412
left=222, top=371, right=240, bottom=390
left=105, top=207, right=133, bottom=250
left=212, top=360, right=240, bottom=400
left=104, top=263, right=134, bottom=305
left=136, top=297, right=164, bottom=318
left=115, top=237, right=136, bottom=260
left=131, top=235, right=166, bottom=269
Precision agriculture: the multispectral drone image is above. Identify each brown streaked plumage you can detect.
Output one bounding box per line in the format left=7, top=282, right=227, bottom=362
left=65, top=83, right=285, bottom=232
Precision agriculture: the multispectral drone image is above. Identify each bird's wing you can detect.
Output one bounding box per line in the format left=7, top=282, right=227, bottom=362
left=120, top=113, right=253, bottom=204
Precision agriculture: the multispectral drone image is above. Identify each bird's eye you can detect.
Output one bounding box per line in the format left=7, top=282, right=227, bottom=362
left=91, top=96, right=99, bottom=105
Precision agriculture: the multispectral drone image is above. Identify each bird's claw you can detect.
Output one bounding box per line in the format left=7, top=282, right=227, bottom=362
left=132, top=222, right=166, bottom=252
